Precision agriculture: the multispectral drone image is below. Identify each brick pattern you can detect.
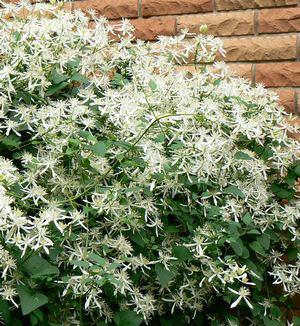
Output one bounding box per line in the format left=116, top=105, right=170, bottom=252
left=130, top=17, right=177, bottom=41
left=177, top=11, right=255, bottom=36
left=142, top=0, right=213, bottom=17
left=271, top=88, right=296, bottom=113
left=220, top=35, right=297, bottom=62
left=256, top=63, right=300, bottom=87
left=215, top=0, right=297, bottom=11
left=259, top=8, right=300, bottom=33
left=72, top=0, right=138, bottom=19
left=3, top=0, right=300, bottom=114
left=227, top=63, right=253, bottom=80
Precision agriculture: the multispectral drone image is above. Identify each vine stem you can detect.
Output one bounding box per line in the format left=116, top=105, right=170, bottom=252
left=59, top=112, right=195, bottom=204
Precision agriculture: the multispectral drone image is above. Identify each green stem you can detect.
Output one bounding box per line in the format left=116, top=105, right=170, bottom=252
left=59, top=112, right=194, bottom=204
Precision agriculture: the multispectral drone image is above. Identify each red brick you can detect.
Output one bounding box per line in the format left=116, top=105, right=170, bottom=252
left=227, top=63, right=253, bottom=80
left=90, top=17, right=176, bottom=41
left=215, top=0, right=297, bottom=11
left=259, top=8, right=300, bottom=33
left=287, top=309, right=300, bottom=321
left=142, top=0, right=213, bottom=17
left=218, top=35, right=297, bottom=62
left=291, top=294, right=300, bottom=308
left=130, top=17, right=176, bottom=41
left=286, top=118, right=300, bottom=140
left=256, top=63, right=300, bottom=87
left=177, top=11, right=254, bottom=36
left=72, top=0, right=138, bottom=19
left=271, top=89, right=296, bottom=113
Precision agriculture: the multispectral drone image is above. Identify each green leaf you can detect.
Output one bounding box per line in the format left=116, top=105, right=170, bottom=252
left=223, top=185, right=245, bottom=198
left=22, top=255, right=59, bottom=277
left=9, top=182, right=24, bottom=197
left=17, top=285, right=48, bottom=316
left=227, top=222, right=241, bottom=239
left=262, top=316, right=284, bottom=326
left=172, top=246, right=193, bottom=262
left=170, top=141, right=184, bottom=150
left=270, top=305, right=281, bottom=319
left=155, top=263, right=177, bottom=288
left=242, top=212, right=252, bottom=225
left=213, top=79, right=221, bottom=86
left=70, top=260, right=90, bottom=268
left=258, top=234, right=270, bottom=250
left=293, top=317, right=300, bottom=326
left=30, top=314, right=38, bottom=325
left=45, top=81, right=69, bottom=96
left=79, top=130, right=97, bottom=142
left=270, top=182, right=282, bottom=193
left=249, top=241, right=266, bottom=256
left=251, top=302, right=263, bottom=317
left=0, top=299, right=11, bottom=324
left=206, top=206, right=221, bottom=217
left=10, top=317, right=23, bottom=326
left=124, top=187, right=142, bottom=194
left=65, top=147, right=76, bottom=155
left=33, top=309, right=43, bottom=322
left=111, top=73, right=126, bottom=87
left=107, top=262, right=120, bottom=272
left=90, top=141, right=107, bottom=157
left=242, top=246, right=250, bottom=259
left=71, top=72, right=88, bottom=83
left=154, top=133, right=165, bottom=143
left=114, top=310, right=143, bottom=326
left=229, top=241, right=243, bottom=256
left=112, top=140, right=132, bottom=150
left=1, top=134, right=21, bottom=148
left=244, top=259, right=264, bottom=281
left=294, top=165, right=300, bottom=177
left=149, top=80, right=157, bottom=91
left=68, top=138, right=81, bottom=146
left=128, top=231, right=146, bottom=247
left=13, top=31, right=21, bottom=42
left=264, top=229, right=278, bottom=241
left=247, top=229, right=261, bottom=235
left=67, top=57, right=81, bottom=69
left=88, top=253, right=106, bottom=266
left=254, top=144, right=273, bottom=161
left=160, top=319, right=173, bottom=326
left=277, top=188, right=294, bottom=199
left=271, top=182, right=295, bottom=199
left=16, top=91, right=32, bottom=104
left=234, top=151, right=253, bottom=160
left=50, top=70, right=69, bottom=84
left=288, top=248, right=298, bottom=261
left=160, top=313, right=186, bottom=326
left=164, top=225, right=180, bottom=233
left=97, top=322, right=109, bottom=326
left=286, top=170, right=296, bottom=186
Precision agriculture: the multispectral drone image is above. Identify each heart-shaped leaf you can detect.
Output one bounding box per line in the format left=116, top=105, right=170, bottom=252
left=114, top=310, right=143, bottom=326
left=17, top=285, right=48, bottom=315
left=22, top=255, right=59, bottom=277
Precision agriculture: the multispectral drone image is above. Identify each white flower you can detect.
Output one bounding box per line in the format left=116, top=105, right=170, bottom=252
left=229, top=287, right=253, bottom=309
left=0, top=285, right=18, bottom=308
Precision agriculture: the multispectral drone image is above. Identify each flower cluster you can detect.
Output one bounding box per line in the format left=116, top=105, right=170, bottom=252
left=0, top=1, right=300, bottom=325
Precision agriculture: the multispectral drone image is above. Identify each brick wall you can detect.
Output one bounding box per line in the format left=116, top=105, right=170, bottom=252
left=62, top=0, right=300, bottom=114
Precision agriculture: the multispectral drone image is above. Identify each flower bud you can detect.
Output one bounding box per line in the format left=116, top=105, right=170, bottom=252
left=199, top=24, right=208, bottom=34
